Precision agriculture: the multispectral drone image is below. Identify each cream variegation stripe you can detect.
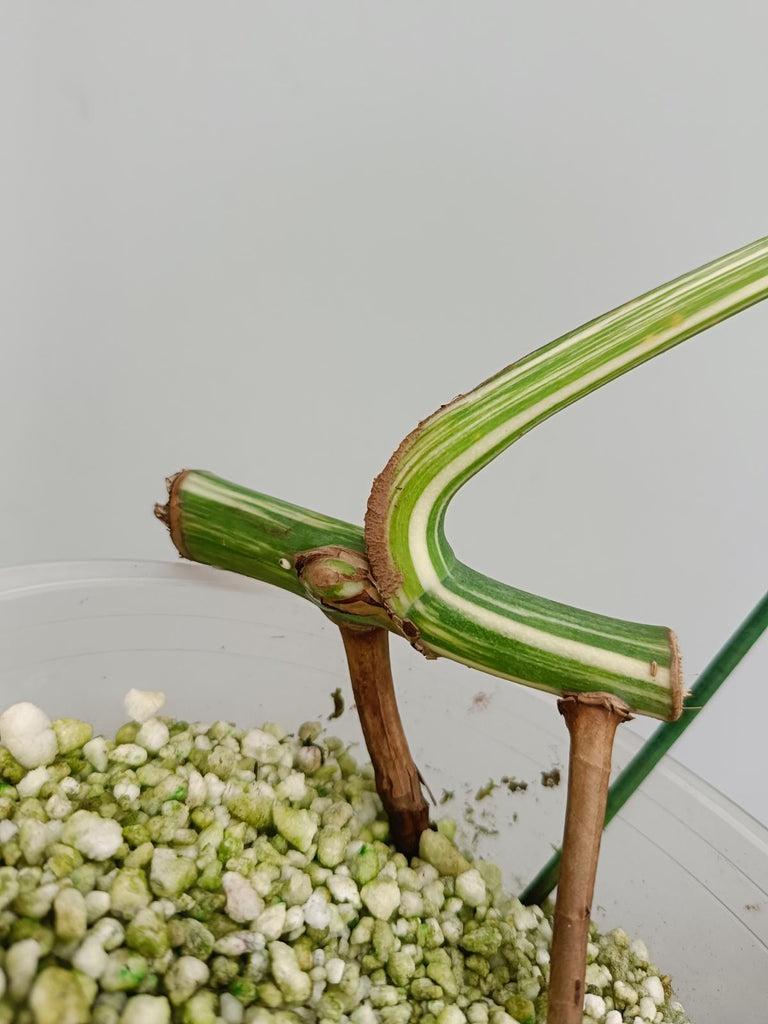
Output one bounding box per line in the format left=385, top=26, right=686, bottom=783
left=367, top=237, right=768, bottom=720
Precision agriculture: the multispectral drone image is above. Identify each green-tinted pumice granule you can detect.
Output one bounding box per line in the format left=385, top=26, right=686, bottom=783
left=0, top=693, right=690, bottom=1024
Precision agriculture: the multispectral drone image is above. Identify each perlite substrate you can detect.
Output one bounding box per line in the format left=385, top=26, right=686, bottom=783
left=0, top=692, right=690, bottom=1024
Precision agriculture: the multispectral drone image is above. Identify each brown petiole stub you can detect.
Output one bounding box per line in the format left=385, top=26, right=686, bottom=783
left=547, top=692, right=632, bottom=1024
left=337, top=623, right=430, bottom=857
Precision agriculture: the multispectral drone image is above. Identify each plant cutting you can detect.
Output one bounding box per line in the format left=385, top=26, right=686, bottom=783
left=154, top=236, right=768, bottom=1022
left=1, top=238, right=766, bottom=1024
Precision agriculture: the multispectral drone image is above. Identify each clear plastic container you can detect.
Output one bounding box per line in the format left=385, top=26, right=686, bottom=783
left=0, top=560, right=765, bottom=1019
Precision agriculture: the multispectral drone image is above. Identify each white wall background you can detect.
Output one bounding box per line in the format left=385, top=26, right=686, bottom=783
left=1, top=3, right=766, bottom=824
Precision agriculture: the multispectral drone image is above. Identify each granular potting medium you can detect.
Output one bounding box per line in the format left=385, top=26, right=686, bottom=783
left=0, top=691, right=690, bottom=1024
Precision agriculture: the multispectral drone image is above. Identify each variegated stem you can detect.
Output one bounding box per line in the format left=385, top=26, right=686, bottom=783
left=156, top=470, right=429, bottom=854
left=366, top=237, right=768, bottom=720
left=155, top=470, right=388, bottom=630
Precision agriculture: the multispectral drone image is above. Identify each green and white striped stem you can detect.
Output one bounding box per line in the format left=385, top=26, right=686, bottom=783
left=155, top=470, right=390, bottom=630
left=366, top=236, right=768, bottom=721
left=155, top=471, right=431, bottom=853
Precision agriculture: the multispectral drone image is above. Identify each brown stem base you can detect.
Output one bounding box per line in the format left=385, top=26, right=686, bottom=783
left=547, top=693, right=632, bottom=1024
left=338, top=624, right=430, bottom=856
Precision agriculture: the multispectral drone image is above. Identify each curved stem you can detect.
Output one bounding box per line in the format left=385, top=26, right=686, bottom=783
left=366, top=237, right=768, bottom=720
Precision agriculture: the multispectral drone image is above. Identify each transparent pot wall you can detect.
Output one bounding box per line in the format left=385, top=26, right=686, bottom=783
left=0, top=561, right=765, bottom=1020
